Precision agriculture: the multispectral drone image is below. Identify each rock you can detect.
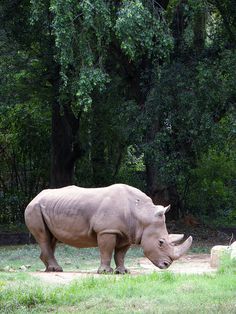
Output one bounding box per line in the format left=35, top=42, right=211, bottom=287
left=230, top=241, right=236, bottom=260
left=210, top=245, right=230, bottom=268
left=4, top=266, right=10, bottom=272
left=19, top=265, right=27, bottom=271
left=231, top=250, right=236, bottom=260
left=230, top=241, right=236, bottom=249
left=3, top=265, right=15, bottom=272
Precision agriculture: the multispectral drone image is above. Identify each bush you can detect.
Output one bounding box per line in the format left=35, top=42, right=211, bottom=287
left=186, top=148, right=236, bottom=226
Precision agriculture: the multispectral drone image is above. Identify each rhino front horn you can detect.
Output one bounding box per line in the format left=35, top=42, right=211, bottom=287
left=172, top=236, right=193, bottom=260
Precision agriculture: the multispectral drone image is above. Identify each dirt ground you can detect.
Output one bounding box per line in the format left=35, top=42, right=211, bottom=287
left=31, top=253, right=216, bottom=284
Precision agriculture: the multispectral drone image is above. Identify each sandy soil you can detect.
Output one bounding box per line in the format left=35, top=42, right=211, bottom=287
left=31, top=254, right=216, bottom=284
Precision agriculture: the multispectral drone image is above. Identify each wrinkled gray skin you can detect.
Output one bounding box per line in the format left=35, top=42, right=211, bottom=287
left=25, top=184, right=192, bottom=274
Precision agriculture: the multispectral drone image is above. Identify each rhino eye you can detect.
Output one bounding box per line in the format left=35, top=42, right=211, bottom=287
left=158, top=239, right=165, bottom=247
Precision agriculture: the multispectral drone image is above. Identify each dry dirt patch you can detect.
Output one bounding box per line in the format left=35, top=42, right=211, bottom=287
left=31, top=254, right=215, bottom=284
left=139, top=253, right=214, bottom=274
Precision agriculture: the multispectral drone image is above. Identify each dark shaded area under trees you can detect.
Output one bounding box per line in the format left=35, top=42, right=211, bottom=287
left=0, top=0, right=235, bottom=227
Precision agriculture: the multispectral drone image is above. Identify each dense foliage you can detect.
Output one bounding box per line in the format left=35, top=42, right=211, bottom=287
left=0, top=0, right=235, bottom=226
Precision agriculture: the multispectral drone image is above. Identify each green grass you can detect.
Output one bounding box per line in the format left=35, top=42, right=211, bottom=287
left=0, top=245, right=235, bottom=313
left=0, top=243, right=211, bottom=273
left=0, top=244, right=143, bottom=272
left=0, top=268, right=236, bottom=313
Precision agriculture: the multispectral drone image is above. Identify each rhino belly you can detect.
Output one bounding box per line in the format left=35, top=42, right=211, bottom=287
left=42, top=212, right=98, bottom=248
left=56, top=234, right=98, bottom=248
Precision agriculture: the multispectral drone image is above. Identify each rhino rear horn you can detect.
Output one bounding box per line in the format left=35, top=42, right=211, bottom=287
left=172, top=236, right=193, bottom=260
left=169, top=234, right=184, bottom=244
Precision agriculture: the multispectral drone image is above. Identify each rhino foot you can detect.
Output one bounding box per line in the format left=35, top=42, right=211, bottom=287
left=97, top=265, right=114, bottom=274
left=46, top=265, right=63, bottom=272
left=114, top=266, right=130, bottom=275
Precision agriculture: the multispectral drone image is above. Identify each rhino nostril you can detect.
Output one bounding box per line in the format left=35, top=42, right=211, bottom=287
left=158, top=261, right=170, bottom=269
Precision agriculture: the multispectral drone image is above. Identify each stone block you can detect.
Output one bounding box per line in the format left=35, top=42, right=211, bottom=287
left=210, top=245, right=230, bottom=268
left=230, top=241, right=236, bottom=260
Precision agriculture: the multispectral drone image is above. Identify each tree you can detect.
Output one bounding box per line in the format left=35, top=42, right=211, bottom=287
left=186, top=113, right=236, bottom=226
left=0, top=0, right=235, bottom=225
left=137, top=0, right=236, bottom=218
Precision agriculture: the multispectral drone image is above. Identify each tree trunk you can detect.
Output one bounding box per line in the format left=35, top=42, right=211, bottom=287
left=193, top=7, right=206, bottom=53
left=171, top=0, right=188, bottom=56
left=144, top=121, right=183, bottom=220
left=145, top=164, right=181, bottom=220
left=91, top=99, right=109, bottom=187
left=50, top=100, right=75, bottom=187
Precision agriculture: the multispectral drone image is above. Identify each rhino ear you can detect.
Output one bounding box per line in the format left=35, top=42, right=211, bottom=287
left=155, top=206, right=167, bottom=217
left=164, top=205, right=171, bottom=213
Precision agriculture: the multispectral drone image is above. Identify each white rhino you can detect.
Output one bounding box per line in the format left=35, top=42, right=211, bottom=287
left=25, top=184, right=192, bottom=274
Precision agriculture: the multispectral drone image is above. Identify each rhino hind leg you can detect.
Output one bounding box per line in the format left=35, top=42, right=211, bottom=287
left=114, top=245, right=131, bottom=274
left=39, top=236, right=63, bottom=272
left=25, top=205, right=63, bottom=272
left=97, top=233, right=117, bottom=274
left=39, top=240, right=63, bottom=272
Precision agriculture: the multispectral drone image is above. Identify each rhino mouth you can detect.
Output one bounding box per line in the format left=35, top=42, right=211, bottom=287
left=151, top=259, right=172, bottom=269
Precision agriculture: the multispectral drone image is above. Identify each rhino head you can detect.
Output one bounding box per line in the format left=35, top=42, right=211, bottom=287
left=140, top=205, right=192, bottom=269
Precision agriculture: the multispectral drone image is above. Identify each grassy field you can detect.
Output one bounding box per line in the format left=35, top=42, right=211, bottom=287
left=0, top=245, right=235, bottom=314
left=0, top=244, right=144, bottom=272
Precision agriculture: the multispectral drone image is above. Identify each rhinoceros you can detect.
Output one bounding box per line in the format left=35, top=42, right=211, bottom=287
left=25, top=184, right=192, bottom=274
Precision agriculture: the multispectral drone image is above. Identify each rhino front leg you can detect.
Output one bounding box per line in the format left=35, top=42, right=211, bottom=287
left=97, top=233, right=117, bottom=274
left=114, top=245, right=131, bottom=274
